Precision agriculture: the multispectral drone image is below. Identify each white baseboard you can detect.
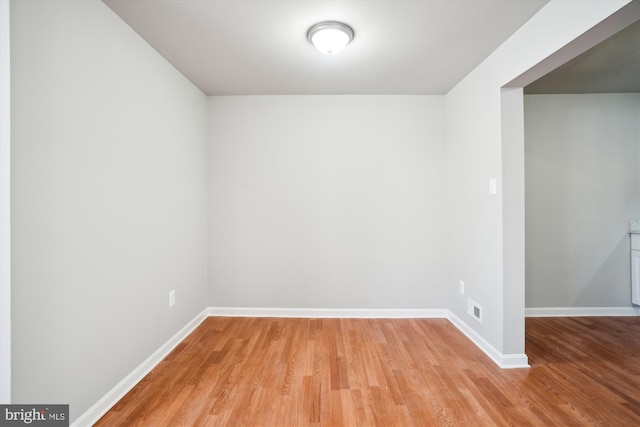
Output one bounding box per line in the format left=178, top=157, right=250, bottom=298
left=71, top=309, right=208, bottom=427
left=525, top=306, right=639, bottom=317
left=207, top=306, right=449, bottom=318
left=447, top=312, right=529, bottom=369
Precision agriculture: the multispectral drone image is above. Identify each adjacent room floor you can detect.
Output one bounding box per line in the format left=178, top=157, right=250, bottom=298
left=96, top=316, right=640, bottom=426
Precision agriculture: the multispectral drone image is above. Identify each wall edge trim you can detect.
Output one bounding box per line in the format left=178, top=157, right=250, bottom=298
left=447, top=312, right=530, bottom=369
left=0, top=0, right=11, bottom=405
left=71, top=309, right=209, bottom=427
left=525, top=307, right=639, bottom=317
left=206, top=306, right=448, bottom=318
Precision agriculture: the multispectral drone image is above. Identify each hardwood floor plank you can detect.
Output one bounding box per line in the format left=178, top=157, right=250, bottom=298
left=96, top=316, right=640, bottom=426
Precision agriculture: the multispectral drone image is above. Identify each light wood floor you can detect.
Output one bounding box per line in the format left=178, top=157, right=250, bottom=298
left=96, top=316, right=640, bottom=426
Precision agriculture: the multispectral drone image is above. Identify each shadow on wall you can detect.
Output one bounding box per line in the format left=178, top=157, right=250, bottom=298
left=574, top=234, right=631, bottom=306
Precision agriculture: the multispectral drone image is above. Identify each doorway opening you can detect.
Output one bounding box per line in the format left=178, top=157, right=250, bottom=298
left=501, top=1, right=640, bottom=365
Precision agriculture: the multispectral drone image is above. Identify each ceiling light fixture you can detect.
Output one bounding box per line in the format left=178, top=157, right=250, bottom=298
left=307, top=21, right=354, bottom=55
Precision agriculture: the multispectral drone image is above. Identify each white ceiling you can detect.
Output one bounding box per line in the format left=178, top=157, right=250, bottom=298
left=103, top=0, right=549, bottom=95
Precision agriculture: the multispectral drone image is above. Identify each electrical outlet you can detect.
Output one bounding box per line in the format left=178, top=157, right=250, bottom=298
left=489, top=178, right=497, bottom=195
left=169, top=290, right=176, bottom=307
left=459, top=280, right=465, bottom=295
left=466, top=298, right=482, bottom=323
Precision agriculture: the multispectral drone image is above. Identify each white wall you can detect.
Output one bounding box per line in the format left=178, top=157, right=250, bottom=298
left=445, top=0, right=633, bottom=357
left=11, top=0, right=208, bottom=422
left=208, top=96, right=446, bottom=309
left=0, top=0, right=11, bottom=404
left=525, top=94, right=640, bottom=308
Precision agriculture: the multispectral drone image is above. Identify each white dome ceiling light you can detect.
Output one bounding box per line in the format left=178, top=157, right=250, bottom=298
left=307, top=21, right=354, bottom=55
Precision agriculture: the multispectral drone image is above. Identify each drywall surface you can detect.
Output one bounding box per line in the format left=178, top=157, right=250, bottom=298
left=445, top=0, right=632, bottom=355
left=208, top=96, right=446, bottom=309
left=525, top=94, right=640, bottom=307
left=11, top=0, right=207, bottom=421
left=0, top=0, right=11, bottom=404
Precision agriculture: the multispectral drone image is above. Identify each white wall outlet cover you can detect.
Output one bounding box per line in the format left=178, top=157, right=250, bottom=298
left=459, top=280, right=465, bottom=295
left=169, top=290, right=176, bottom=307
left=489, top=178, right=497, bottom=195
